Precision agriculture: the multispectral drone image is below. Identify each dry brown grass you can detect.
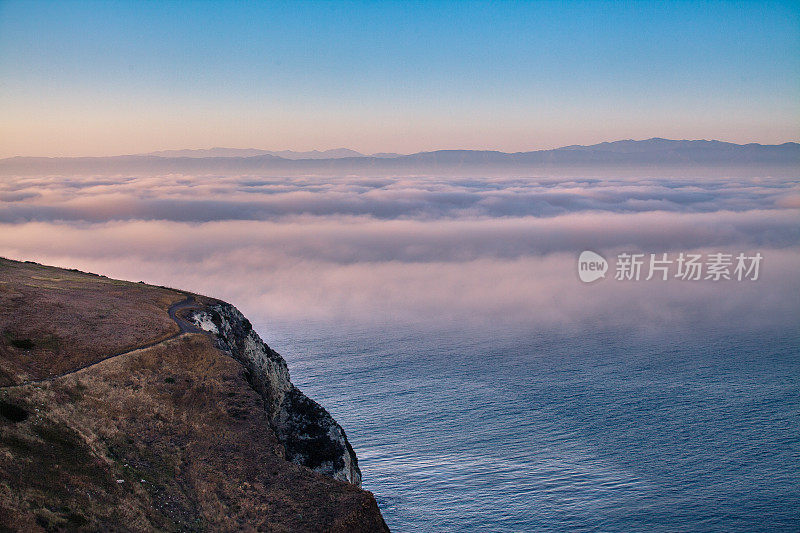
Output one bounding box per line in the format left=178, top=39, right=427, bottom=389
left=0, top=258, right=387, bottom=531
left=0, top=334, right=386, bottom=532
left=0, top=258, right=182, bottom=385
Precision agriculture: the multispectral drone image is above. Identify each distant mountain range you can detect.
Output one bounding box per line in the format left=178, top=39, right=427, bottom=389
left=2, top=138, right=797, bottom=175
left=142, top=147, right=399, bottom=159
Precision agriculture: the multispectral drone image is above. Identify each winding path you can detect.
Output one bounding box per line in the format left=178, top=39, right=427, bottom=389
left=167, top=294, right=205, bottom=335
left=1, top=293, right=206, bottom=389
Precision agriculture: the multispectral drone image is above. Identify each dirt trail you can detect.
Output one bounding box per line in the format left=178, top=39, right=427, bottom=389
left=1, top=293, right=205, bottom=388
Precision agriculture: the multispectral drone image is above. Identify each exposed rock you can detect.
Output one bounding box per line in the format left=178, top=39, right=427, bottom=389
left=190, top=303, right=362, bottom=486
left=0, top=257, right=387, bottom=531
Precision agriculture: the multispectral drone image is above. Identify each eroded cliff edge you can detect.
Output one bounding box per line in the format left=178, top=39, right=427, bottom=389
left=189, top=302, right=362, bottom=486
left=0, top=257, right=387, bottom=531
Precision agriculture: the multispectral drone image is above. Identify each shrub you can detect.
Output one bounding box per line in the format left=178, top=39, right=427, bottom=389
left=0, top=400, right=30, bottom=423
left=10, top=338, right=34, bottom=350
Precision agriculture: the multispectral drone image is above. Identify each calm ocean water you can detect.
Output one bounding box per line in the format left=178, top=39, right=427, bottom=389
left=271, top=324, right=800, bottom=532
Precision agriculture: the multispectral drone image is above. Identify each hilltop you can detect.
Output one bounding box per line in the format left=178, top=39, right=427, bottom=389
left=0, top=258, right=388, bottom=531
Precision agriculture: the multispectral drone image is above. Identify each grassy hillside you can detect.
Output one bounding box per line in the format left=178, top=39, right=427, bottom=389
left=0, top=258, right=387, bottom=532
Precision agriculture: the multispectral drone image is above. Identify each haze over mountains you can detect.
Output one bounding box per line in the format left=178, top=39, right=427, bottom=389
left=1, top=138, right=797, bottom=176
left=143, top=147, right=388, bottom=159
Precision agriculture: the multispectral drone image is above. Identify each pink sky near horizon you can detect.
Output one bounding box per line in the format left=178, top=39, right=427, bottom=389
left=2, top=114, right=797, bottom=159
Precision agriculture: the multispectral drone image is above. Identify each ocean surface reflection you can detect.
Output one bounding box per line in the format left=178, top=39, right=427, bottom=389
left=273, top=325, right=800, bottom=532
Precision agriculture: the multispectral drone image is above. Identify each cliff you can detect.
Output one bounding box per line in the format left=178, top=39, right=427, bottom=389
left=0, top=257, right=388, bottom=531
left=189, top=303, right=362, bottom=485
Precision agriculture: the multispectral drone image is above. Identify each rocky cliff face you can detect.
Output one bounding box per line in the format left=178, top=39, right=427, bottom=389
left=189, top=303, right=362, bottom=486
left=0, top=258, right=387, bottom=531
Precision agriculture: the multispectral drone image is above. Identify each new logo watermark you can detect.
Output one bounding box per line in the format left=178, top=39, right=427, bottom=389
left=578, top=251, right=762, bottom=283
left=578, top=250, right=608, bottom=283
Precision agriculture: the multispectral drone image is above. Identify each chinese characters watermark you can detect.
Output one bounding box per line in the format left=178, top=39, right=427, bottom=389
left=578, top=251, right=762, bottom=283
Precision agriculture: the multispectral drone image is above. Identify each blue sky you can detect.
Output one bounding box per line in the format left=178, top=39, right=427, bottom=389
left=0, top=0, right=798, bottom=156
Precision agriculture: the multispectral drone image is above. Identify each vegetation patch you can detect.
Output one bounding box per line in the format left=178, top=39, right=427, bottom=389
left=9, top=337, right=34, bottom=350
left=3, top=331, right=61, bottom=352
left=0, top=400, right=29, bottom=423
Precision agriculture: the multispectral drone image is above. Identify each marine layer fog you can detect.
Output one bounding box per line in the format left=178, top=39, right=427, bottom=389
left=0, top=171, right=797, bottom=337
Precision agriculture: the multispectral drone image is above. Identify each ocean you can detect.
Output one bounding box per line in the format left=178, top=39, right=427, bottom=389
left=2, top=168, right=798, bottom=531
left=273, top=324, right=800, bottom=532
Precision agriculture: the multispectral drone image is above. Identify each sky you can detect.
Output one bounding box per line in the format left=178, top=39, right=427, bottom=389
left=0, top=0, right=798, bottom=157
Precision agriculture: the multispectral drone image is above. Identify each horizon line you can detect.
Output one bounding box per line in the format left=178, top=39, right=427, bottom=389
left=4, top=137, right=800, bottom=160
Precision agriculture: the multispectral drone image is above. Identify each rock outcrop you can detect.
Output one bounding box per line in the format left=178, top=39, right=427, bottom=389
left=0, top=257, right=387, bottom=531
left=189, top=303, right=362, bottom=485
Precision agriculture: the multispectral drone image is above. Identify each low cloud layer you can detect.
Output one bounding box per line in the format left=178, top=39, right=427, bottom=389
left=1, top=172, right=797, bottom=338
left=1, top=174, right=798, bottom=222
